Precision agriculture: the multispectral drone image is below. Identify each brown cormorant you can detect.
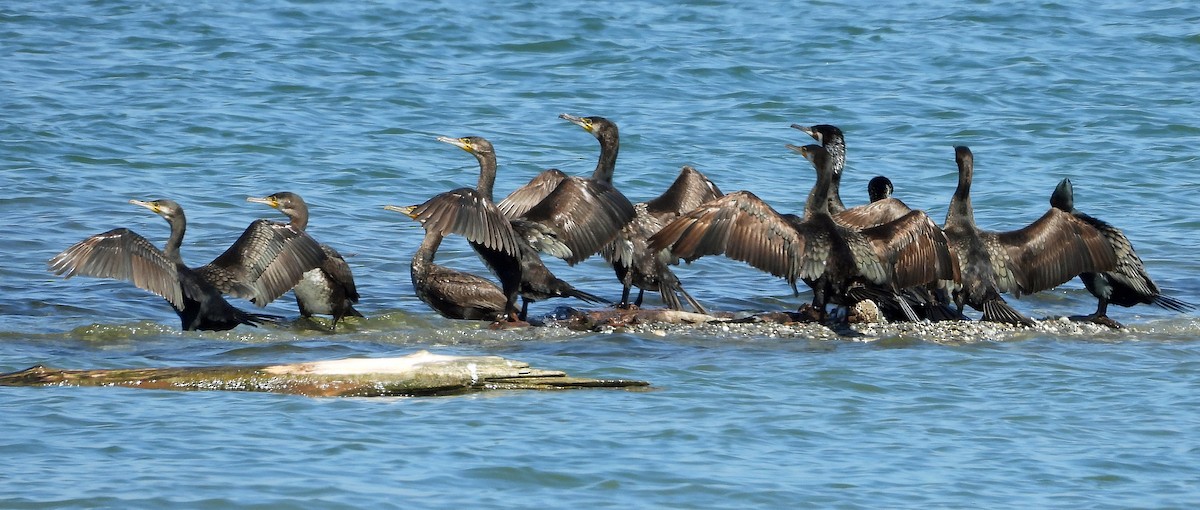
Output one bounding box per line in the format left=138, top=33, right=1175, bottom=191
left=941, top=146, right=1119, bottom=325
left=603, top=165, right=723, bottom=313
left=1049, top=178, right=1194, bottom=327
left=247, top=192, right=363, bottom=329
left=48, top=199, right=325, bottom=331
left=385, top=205, right=508, bottom=321
left=650, top=143, right=956, bottom=326
left=495, top=114, right=636, bottom=266
left=403, top=136, right=605, bottom=322
left=504, top=114, right=705, bottom=311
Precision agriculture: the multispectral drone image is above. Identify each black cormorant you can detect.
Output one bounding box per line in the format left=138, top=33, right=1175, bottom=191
left=385, top=205, right=508, bottom=321
left=404, top=136, right=605, bottom=322
left=48, top=199, right=325, bottom=331
left=247, top=192, right=363, bottom=329
left=1049, top=178, right=1194, bottom=327
left=941, top=146, right=1118, bottom=325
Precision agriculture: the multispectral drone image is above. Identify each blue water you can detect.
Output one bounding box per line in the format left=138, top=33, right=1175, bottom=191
left=3, top=0, right=1200, bottom=507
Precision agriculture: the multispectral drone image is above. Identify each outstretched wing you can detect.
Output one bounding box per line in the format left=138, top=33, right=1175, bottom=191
left=649, top=191, right=813, bottom=286
left=644, top=166, right=724, bottom=221
left=497, top=169, right=568, bottom=219
left=48, top=228, right=185, bottom=309
left=994, top=208, right=1117, bottom=296
left=407, top=187, right=524, bottom=257
left=516, top=177, right=636, bottom=265
left=834, top=198, right=912, bottom=231
left=861, top=210, right=959, bottom=290
left=196, top=219, right=327, bottom=306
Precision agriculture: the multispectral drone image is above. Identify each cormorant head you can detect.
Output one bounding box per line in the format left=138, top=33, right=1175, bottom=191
left=437, top=135, right=494, bottom=156
left=953, top=146, right=974, bottom=181
left=867, top=176, right=894, bottom=202
left=1050, top=178, right=1074, bottom=212
left=247, top=192, right=309, bottom=227
left=788, top=143, right=829, bottom=173
left=560, top=113, right=617, bottom=140
left=130, top=199, right=183, bottom=223
left=791, top=124, right=843, bottom=147
left=383, top=204, right=420, bottom=220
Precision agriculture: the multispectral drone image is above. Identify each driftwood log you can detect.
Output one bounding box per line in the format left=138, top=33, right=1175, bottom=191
left=0, top=350, right=649, bottom=397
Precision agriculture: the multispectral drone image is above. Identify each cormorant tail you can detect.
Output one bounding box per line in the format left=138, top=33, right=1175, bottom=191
left=981, top=300, right=1035, bottom=326
left=1152, top=294, right=1195, bottom=313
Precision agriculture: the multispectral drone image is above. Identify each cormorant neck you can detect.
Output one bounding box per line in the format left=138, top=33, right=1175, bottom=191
left=824, top=134, right=846, bottom=213
left=288, top=205, right=310, bottom=231
left=804, top=159, right=835, bottom=220
left=592, top=128, right=619, bottom=184
left=163, top=214, right=186, bottom=264
left=412, top=232, right=442, bottom=270
left=946, top=152, right=976, bottom=227
left=474, top=151, right=498, bottom=202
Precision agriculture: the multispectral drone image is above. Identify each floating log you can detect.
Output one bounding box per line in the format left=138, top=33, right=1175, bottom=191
left=0, top=350, right=650, bottom=397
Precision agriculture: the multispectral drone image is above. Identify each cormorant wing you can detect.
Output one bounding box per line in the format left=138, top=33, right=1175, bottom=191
left=860, top=210, right=959, bottom=289
left=1070, top=211, right=1168, bottom=300
left=47, top=228, right=186, bottom=310
left=496, top=169, right=568, bottom=219
left=319, top=243, right=360, bottom=303
left=648, top=191, right=813, bottom=287
left=407, top=187, right=524, bottom=257
left=994, top=208, right=1118, bottom=296
left=516, top=176, right=636, bottom=265
left=196, top=219, right=327, bottom=307
left=834, top=198, right=913, bottom=231
left=643, top=166, right=724, bottom=221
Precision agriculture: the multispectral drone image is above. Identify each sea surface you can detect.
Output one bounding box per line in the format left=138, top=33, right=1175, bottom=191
left=3, top=0, right=1200, bottom=507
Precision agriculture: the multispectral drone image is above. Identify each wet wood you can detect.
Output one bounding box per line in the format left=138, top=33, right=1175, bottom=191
left=0, top=350, right=650, bottom=397
left=547, top=307, right=721, bottom=331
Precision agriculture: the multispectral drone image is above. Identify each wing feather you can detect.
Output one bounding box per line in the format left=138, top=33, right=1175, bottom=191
left=995, top=209, right=1117, bottom=295
left=196, top=220, right=327, bottom=306
left=408, top=187, right=523, bottom=257
left=497, top=169, right=569, bottom=219
left=47, top=228, right=185, bottom=309
left=649, top=191, right=808, bottom=285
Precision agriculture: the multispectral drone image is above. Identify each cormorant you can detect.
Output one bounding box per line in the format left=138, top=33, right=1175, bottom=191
left=48, top=199, right=325, bottom=331
left=650, top=143, right=955, bottom=326
left=495, top=114, right=636, bottom=266
left=940, top=146, right=1118, bottom=325
left=247, top=192, right=363, bottom=329
left=793, top=124, right=911, bottom=230
left=1049, top=178, right=1194, bottom=327
left=385, top=205, right=508, bottom=321
left=794, top=124, right=961, bottom=322
left=404, top=136, right=605, bottom=322
left=503, top=114, right=704, bottom=311
left=603, top=165, right=723, bottom=313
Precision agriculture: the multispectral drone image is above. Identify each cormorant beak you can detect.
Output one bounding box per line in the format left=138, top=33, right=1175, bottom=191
left=559, top=113, right=591, bottom=132
left=790, top=124, right=820, bottom=143
left=383, top=205, right=419, bottom=219
left=129, top=199, right=158, bottom=213
left=246, top=196, right=279, bottom=209
left=784, top=143, right=807, bottom=156
left=436, top=136, right=472, bottom=153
